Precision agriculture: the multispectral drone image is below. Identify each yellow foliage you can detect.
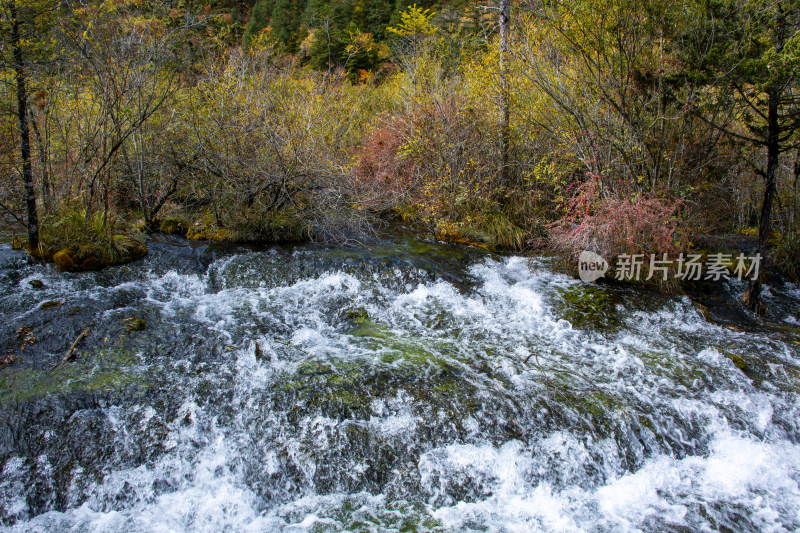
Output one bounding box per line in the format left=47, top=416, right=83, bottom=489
left=387, top=4, right=436, bottom=37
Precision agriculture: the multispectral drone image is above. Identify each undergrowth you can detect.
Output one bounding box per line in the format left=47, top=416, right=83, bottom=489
left=31, top=207, right=147, bottom=269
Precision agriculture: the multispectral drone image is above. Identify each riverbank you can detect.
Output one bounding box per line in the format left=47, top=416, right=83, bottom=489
left=7, top=212, right=795, bottom=334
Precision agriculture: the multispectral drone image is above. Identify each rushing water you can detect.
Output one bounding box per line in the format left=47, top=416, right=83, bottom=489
left=0, top=232, right=799, bottom=532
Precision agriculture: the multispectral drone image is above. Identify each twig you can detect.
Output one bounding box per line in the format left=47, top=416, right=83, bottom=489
left=52, top=327, right=92, bottom=370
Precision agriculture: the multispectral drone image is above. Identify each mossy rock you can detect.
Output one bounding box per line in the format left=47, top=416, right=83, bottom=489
left=187, top=226, right=231, bottom=241
left=434, top=223, right=491, bottom=251
left=52, top=237, right=147, bottom=272
left=553, top=284, right=623, bottom=331
left=0, top=346, right=141, bottom=404
left=26, top=243, right=58, bottom=261
left=324, top=498, right=442, bottom=531
left=347, top=317, right=464, bottom=366
left=277, top=355, right=479, bottom=422
left=158, top=218, right=188, bottom=236
left=278, top=360, right=373, bottom=416
left=125, top=317, right=148, bottom=332
left=344, top=307, right=370, bottom=323
left=723, top=351, right=748, bottom=372
left=40, top=300, right=62, bottom=310
left=53, top=246, right=93, bottom=271
left=276, top=322, right=481, bottom=422
left=28, top=279, right=45, bottom=289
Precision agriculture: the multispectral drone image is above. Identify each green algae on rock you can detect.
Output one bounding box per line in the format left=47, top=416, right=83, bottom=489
left=553, top=284, right=623, bottom=331
left=0, top=346, right=142, bottom=405
left=125, top=317, right=148, bottom=333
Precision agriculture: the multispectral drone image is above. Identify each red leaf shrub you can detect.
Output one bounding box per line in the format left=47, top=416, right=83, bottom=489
left=548, top=174, right=685, bottom=261
left=354, top=96, right=499, bottom=218
left=353, top=117, right=417, bottom=208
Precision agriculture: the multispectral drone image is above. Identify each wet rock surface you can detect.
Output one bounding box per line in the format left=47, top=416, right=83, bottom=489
left=0, top=232, right=798, bottom=531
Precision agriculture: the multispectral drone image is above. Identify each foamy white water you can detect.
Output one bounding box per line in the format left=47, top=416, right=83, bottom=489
left=0, top=239, right=799, bottom=532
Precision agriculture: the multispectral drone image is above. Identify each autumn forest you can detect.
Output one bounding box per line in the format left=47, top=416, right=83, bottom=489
left=1, top=0, right=799, bottom=307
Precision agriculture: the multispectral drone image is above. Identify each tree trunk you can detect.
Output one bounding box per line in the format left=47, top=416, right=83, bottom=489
left=29, top=110, right=50, bottom=213
left=499, top=0, right=511, bottom=189
left=10, top=1, right=39, bottom=250
left=743, top=88, right=779, bottom=312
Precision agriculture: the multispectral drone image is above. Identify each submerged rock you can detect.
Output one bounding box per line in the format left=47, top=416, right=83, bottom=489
left=724, top=350, right=749, bottom=372
left=39, top=301, right=62, bottom=310
left=344, top=307, right=370, bottom=322
left=553, top=283, right=623, bottom=331
left=125, top=318, right=147, bottom=333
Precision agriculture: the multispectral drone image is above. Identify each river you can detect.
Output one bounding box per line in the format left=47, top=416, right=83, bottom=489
left=1, top=231, right=799, bottom=532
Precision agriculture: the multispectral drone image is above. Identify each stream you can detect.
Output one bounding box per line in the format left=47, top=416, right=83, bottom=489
left=1, top=231, right=799, bottom=532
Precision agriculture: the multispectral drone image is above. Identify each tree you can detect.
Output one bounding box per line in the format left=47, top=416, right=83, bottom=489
left=0, top=0, right=58, bottom=249
left=516, top=0, right=702, bottom=193
left=386, top=3, right=437, bottom=87
left=62, top=2, right=193, bottom=229
left=499, top=0, right=511, bottom=187
left=681, top=0, right=800, bottom=309
left=243, top=0, right=273, bottom=46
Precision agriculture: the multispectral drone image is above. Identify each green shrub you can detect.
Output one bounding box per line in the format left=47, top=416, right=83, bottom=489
left=32, top=207, right=147, bottom=272
left=158, top=218, right=188, bottom=236
left=774, top=232, right=800, bottom=282
left=226, top=208, right=309, bottom=244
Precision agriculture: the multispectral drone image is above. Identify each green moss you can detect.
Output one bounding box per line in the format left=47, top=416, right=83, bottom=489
left=279, top=356, right=480, bottom=421
left=347, top=317, right=454, bottom=365
left=187, top=226, right=231, bottom=241
left=159, top=218, right=188, bottom=236
left=273, top=313, right=491, bottom=422
left=24, top=208, right=148, bottom=271
left=553, top=284, right=622, bottom=331
left=434, top=222, right=493, bottom=251
left=307, top=498, right=443, bottom=532
left=724, top=351, right=748, bottom=371
left=277, top=360, right=372, bottom=414
left=40, top=300, right=62, bottom=310
left=581, top=391, right=621, bottom=418
left=552, top=387, right=630, bottom=435
left=52, top=236, right=147, bottom=272
left=764, top=323, right=800, bottom=338
left=0, top=347, right=141, bottom=404
left=344, top=307, right=370, bottom=322
left=630, top=347, right=707, bottom=386
left=125, top=317, right=148, bottom=332
left=349, top=317, right=391, bottom=339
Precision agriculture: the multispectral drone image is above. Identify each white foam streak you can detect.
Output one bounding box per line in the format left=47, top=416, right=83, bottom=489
left=4, top=250, right=800, bottom=532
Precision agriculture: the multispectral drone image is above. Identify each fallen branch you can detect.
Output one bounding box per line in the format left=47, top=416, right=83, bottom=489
left=52, top=327, right=92, bottom=370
